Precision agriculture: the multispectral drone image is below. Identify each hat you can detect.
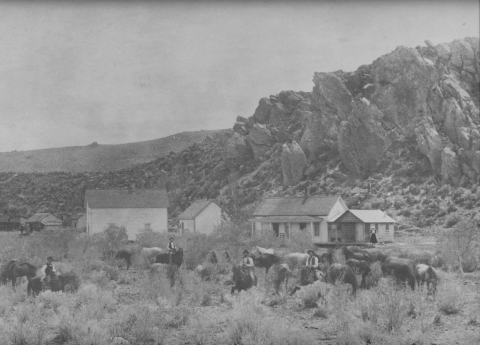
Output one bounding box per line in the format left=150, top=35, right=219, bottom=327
left=169, top=237, right=174, bottom=241
left=242, top=250, right=249, bottom=254
left=307, top=250, right=315, bottom=254
left=47, top=256, right=53, bottom=261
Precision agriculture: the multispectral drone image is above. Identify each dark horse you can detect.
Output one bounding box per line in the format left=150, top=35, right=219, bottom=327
left=322, top=263, right=358, bottom=296
left=346, top=259, right=371, bottom=289
left=289, top=267, right=323, bottom=296
left=342, top=246, right=370, bottom=262
left=252, top=253, right=281, bottom=276
left=381, top=257, right=415, bottom=290
left=27, top=272, right=80, bottom=297
left=0, top=260, right=37, bottom=290
left=231, top=265, right=257, bottom=294
left=155, top=247, right=184, bottom=267
left=101, top=250, right=132, bottom=270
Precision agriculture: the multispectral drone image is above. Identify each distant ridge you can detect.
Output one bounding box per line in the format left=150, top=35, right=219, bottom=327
left=0, top=129, right=225, bottom=173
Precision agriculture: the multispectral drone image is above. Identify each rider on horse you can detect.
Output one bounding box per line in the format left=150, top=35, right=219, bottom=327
left=40, top=256, right=57, bottom=287
left=306, top=250, right=321, bottom=281
left=240, top=249, right=255, bottom=283
left=167, top=237, right=176, bottom=263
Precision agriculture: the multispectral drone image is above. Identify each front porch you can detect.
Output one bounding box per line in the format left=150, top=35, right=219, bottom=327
left=248, top=215, right=323, bottom=239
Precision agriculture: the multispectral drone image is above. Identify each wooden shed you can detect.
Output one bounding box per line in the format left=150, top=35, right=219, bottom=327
left=26, top=213, right=63, bottom=232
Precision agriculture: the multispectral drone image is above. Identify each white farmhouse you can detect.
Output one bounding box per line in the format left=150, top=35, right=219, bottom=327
left=178, top=199, right=229, bottom=234
left=85, top=188, right=169, bottom=240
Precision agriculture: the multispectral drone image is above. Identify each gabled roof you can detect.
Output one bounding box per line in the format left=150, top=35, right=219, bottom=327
left=252, top=196, right=341, bottom=217
left=178, top=199, right=224, bottom=220
left=26, top=213, right=62, bottom=224
left=348, top=210, right=396, bottom=223
left=85, top=189, right=169, bottom=209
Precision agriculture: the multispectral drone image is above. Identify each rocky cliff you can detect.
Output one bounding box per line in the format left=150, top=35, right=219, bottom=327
left=229, top=37, right=479, bottom=187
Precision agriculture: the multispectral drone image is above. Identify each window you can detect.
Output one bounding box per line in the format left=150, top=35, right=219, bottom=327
left=299, top=223, right=307, bottom=230
left=375, top=223, right=378, bottom=231
left=314, top=223, right=320, bottom=237
left=337, top=223, right=342, bottom=231
left=386, top=223, right=390, bottom=231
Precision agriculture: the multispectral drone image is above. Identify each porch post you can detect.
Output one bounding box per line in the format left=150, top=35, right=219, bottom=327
left=310, top=222, right=313, bottom=238
left=288, top=222, right=291, bottom=238
left=251, top=222, right=254, bottom=237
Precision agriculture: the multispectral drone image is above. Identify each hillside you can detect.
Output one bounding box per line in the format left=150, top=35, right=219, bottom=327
left=0, top=130, right=222, bottom=173
left=0, top=37, right=478, bottom=229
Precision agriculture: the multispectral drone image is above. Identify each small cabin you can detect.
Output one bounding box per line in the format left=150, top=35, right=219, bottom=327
left=329, top=210, right=396, bottom=243
left=26, top=213, right=63, bottom=232
left=178, top=199, right=229, bottom=234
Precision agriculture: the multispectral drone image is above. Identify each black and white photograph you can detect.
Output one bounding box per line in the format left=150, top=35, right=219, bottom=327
left=0, top=1, right=479, bottom=344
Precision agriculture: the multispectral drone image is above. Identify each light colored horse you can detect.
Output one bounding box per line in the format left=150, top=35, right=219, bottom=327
left=141, top=247, right=165, bottom=265
left=284, top=253, right=309, bottom=271
left=415, top=264, right=438, bottom=295
left=274, top=263, right=291, bottom=294
left=252, top=246, right=276, bottom=256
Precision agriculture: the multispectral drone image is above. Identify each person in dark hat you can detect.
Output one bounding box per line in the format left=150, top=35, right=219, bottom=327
left=306, top=250, right=321, bottom=281
left=240, top=249, right=255, bottom=282
left=41, top=256, right=57, bottom=286
left=167, top=237, right=176, bottom=263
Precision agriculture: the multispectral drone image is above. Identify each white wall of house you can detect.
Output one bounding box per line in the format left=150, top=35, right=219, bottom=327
left=86, top=207, right=168, bottom=240
left=193, top=202, right=225, bottom=234
left=376, top=223, right=394, bottom=242
left=179, top=220, right=195, bottom=234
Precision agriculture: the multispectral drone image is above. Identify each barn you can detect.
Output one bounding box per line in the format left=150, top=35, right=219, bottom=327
left=178, top=199, right=229, bottom=234
left=25, top=213, right=63, bottom=232
left=85, top=188, right=169, bottom=240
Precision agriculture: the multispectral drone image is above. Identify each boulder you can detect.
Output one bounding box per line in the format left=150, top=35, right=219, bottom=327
left=252, top=98, right=274, bottom=124
left=281, top=140, right=307, bottom=187
left=232, top=122, right=248, bottom=135
left=246, top=124, right=275, bottom=159
left=337, top=100, right=392, bottom=174
left=225, top=133, right=252, bottom=170
left=415, top=118, right=444, bottom=173
left=441, top=147, right=462, bottom=185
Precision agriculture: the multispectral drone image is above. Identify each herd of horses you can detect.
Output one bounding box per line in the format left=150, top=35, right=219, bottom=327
left=227, top=245, right=439, bottom=297
left=0, top=244, right=438, bottom=300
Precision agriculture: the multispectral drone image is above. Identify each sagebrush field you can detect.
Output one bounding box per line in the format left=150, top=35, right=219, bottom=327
left=0, top=223, right=479, bottom=345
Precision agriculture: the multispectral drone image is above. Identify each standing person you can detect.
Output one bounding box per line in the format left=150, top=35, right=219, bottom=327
left=240, top=250, right=255, bottom=283
left=167, top=237, right=176, bottom=263
left=306, top=250, right=321, bottom=281
left=370, top=226, right=378, bottom=245
left=40, top=256, right=56, bottom=287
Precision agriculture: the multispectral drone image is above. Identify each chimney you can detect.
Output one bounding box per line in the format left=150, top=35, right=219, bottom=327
left=302, top=185, right=309, bottom=204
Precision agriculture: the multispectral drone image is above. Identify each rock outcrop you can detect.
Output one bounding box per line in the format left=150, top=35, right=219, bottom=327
left=281, top=140, right=308, bottom=186
left=226, top=37, right=479, bottom=186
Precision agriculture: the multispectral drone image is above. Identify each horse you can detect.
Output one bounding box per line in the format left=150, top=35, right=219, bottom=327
left=0, top=260, right=37, bottom=290
left=342, top=246, right=370, bottom=262
left=321, top=263, right=357, bottom=296
left=252, top=246, right=276, bottom=256
left=415, top=264, right=438, bottom=295
left=206, top=250, right=218, bottom=264
left=320, top=251, right=334, bottom=265
left=101, top=249, right=132, bottom=270
left=231, top=265, right=257, bottom=294
left=155, top=248, right=184, bottom=268
left=346, top=259, right=370, bottom=289
left=27, top=272, right=80, bottom=297
left=361, top=250, right=388, bottom=263
left=381, top=257, right=415, bottom=290
left=252, top=253, right=281, bottom=276
left=284, top=253, right=309, bottom=271
left=274, top=263, right=291, bottom=294
left=141, top=247, right=165, bottom=265
left=289, top=267, right=324, bottom=296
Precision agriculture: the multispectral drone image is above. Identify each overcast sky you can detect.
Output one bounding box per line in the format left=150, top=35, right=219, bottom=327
left=0, top=1, right=478, bottom=152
